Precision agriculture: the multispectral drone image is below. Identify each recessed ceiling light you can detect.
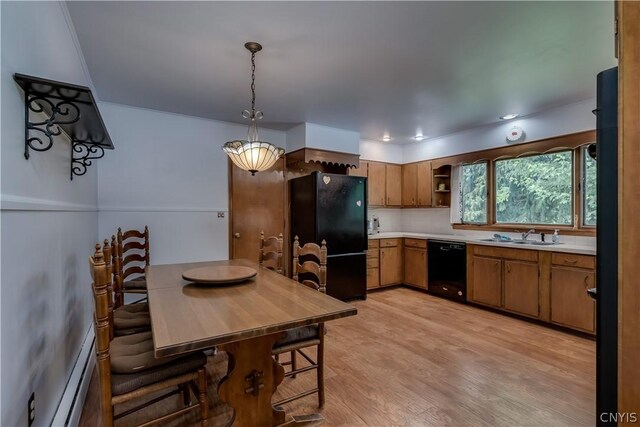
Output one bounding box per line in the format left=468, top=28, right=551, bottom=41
left=500, top=113, right=519, bottom=120
left=382, top=135, right=392, bottom=142
left=413, top=135, right=425, bottom=141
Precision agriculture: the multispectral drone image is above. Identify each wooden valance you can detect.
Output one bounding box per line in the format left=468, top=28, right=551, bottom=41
left=286, top=148, right=360, bottom=168
left=430, top=130, right=596, bottom=169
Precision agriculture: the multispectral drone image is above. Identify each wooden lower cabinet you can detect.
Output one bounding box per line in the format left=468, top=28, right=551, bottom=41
left=367, top=240, right=380, bottom=289
left=504, top=260, right=539, bottom=318
left=404, top=247, right=427, bottom=289
left=380, top=245, right=403, bottom=286
left=471, top=256, right=502, bottom=308
left=550, top=266, right=596, bottom=333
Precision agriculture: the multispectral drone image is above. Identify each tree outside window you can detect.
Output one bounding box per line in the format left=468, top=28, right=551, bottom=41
left=461, top=163, right=488, bottom=224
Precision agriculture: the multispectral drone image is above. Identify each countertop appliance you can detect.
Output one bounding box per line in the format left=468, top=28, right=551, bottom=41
left=594, top=66, right=618, bottom=424
left=367, top=216, right=380, bottom=235
left=427, top=240, right=466, bottom=301
left=290, top=172, right=367, bottom=301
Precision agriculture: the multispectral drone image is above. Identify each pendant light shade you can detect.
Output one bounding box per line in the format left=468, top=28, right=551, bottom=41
left=223, top=42, right=284, bottom=175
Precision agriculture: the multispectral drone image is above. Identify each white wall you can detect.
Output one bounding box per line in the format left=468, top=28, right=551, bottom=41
left=97, top=103, right=287, bottom=264
left=402, top=98, right=596, bottom=162
left=359, top=139, right=403, bottom=164
left=286, top=122, right=360, bottom=154
left=1, top=2, right=98, bottom=426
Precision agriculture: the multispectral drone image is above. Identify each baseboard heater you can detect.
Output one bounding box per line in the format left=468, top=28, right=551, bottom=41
left=51, top=327, right=95, bottom=427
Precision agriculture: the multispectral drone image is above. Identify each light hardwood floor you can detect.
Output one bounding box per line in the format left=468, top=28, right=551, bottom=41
left=79, top=287, right=595, bottom=426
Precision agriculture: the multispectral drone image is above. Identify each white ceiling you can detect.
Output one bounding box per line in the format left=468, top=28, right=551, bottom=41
left=67, top=1, right=616, bottom=144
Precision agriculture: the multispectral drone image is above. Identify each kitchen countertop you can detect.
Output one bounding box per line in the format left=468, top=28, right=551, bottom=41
left=368, top=232, right=596, bottom=255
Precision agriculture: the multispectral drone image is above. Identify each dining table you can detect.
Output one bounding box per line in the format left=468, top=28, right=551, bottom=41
left=145, top=258, right=357, bottom=426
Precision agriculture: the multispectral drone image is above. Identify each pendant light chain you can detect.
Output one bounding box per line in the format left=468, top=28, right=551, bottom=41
left=250, top=51, right=256, bottom=118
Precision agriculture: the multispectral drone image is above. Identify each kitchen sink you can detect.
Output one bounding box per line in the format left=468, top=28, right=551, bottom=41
left=478, top=238, right=561, bottom=246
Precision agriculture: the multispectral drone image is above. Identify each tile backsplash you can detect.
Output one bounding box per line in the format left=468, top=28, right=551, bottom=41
left=368, top=208, right=596, bottom=247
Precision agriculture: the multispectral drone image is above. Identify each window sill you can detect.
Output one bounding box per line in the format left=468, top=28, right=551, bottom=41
left=452, top=223, right=596, bottom=237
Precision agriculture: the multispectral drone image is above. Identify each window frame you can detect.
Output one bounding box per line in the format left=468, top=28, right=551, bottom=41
left=492, top=149, right=575, bottom=227
left=448, top=131, right=596, bottom=236
left=580, top=145, right=597, bottom=228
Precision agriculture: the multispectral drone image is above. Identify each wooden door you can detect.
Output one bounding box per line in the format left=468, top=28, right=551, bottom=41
left=349, top=160, right=368, bottom=178
left=386, top=164, right=402, bottom=206
left=229, top=159, right=285, bottom=262
left=471, top=256, right=502, bottom=307
left=503, top=260, right=539, bottom=318
left=368, top=162, right=386, bottom=206
left=550, top=266, right=596, bottom=332
left=380, top=246, right=402, bottom=285
left=402, top=163, right=417, bottom=207
left=416, top=161, right=432, bottom=207
left=404, top=247, right=427, bottom=288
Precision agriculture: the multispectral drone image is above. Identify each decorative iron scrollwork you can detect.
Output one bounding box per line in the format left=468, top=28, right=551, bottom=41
left=23, top=92, right=82, bottom=159
left=71, top=141, right=105, bottom=180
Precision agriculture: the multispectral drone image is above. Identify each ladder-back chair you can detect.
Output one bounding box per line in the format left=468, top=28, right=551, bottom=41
left=258, top=231, right=284, bottom=274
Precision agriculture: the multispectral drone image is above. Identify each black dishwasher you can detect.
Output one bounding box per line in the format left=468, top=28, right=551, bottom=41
left=428, top=240, right=467, bottom=301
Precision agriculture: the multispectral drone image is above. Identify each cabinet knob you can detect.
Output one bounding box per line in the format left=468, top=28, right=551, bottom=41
left=234, top=233, right=241, bottom=239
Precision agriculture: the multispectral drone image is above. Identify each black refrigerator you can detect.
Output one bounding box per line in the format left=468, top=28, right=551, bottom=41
left=290, top=172, right=367, bottom=301
left=593, top=66, right=618, bottom=424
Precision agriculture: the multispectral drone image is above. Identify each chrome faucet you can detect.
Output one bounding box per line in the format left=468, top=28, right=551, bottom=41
left=521, top=229, right=536, bottom=240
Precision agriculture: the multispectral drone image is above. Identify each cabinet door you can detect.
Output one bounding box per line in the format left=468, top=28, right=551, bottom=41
left=366, top=268, right=380, bottom=289
left=416, top=161, right=432, bottom=207
left=504, top=260, right=539, bottom=318
left=550, top=266, right=596, bottom=332
left=349, top=160, right=368, bottom=178
left=404, top=247, right=427, bottom=288
left=368, top=162, right=386, bottom=206
left=385, top=165, right=402, bottom=206
left=402, top=163, right=417, bottom=207
left=471, top=256, right=502, bottom=307
left=380, top=246, right=403, bottom=285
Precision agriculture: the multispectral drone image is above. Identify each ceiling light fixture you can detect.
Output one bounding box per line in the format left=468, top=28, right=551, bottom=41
left=413, top=135, right=425, bottom=141
left=382, top=135, right=392, bottom=142
left=500, top=113, right=519, bottom=120
left=222, top=42, right=284, bottom=175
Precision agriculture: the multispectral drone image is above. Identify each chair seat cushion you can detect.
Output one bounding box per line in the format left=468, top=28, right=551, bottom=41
left=274, top=325, right=320, bottom=348
left=114, top=304, right=150, bottom=330
left=111, top=352, right=206, bottom=396
left=110, top=332, right=181, bottom=374
left=123, top=278, right=147, bottom=290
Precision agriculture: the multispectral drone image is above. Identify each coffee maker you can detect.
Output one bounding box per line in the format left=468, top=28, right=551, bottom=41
left=367, top=216, right=380, bottom=235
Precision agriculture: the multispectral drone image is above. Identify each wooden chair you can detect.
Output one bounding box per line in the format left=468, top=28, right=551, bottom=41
left=114, top=226, right=150, bottom=305
left=259, top=231, right=283, bottom=274
left=272, top=236, right=328, bottom=408
left=105, top=237, right=151, bottom=336
left=90, top=243, right=208, bottom=426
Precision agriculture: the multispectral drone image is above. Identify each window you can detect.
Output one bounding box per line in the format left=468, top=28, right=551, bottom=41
left=461, top=162, right=488, bottom=223
left=583, top=145, right=597, bottom=226
left=494, top=151, right=573, bottom=225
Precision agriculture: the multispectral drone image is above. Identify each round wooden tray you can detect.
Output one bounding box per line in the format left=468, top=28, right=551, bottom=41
left=182, top=266, right=257, bottom=285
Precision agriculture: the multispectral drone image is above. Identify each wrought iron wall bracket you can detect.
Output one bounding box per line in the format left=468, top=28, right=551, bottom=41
left=71, top=141, right=105, bottom=180
left=14, top=73, right=114, bottom=180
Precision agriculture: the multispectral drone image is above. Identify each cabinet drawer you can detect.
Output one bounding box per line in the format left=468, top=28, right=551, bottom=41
left=472, top=245, right=538, bottom=262
left=366, top=268, right=380, bottom=289
left=404, top=238, right=427, bottom=249
left=380, top=238, right=400, bottom=248
left=368, top=239, right=380, bottom=249
left=551, top=253, right=595, bottom=270
left=366, top=257, right=379, bottom=269
left=366, top=249, right=379, bottom=259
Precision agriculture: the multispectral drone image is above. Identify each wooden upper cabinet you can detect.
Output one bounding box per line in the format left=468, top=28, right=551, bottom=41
left=385, top=164, right=402, bottom=206
left=402, top=163, right=418, bottom=207
left=349, top=160, right=368, bottom=178
left=368, top=162, right=386, bottom=206
left=550, top=266, right=596, bottom=333
left=503, top=260, right=539, bottom=318
left=471, top=256, right=502, bottom=308
left=416, top=161, right=432, bottom=207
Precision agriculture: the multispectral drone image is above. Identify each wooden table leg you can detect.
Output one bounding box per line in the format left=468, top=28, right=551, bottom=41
left=218, top=333, right=286, bottom=426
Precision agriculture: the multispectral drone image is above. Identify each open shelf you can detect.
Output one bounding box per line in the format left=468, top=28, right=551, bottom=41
left=14, top=73, right=114, bottom=180
left=432, top=164, right=452, bottom=207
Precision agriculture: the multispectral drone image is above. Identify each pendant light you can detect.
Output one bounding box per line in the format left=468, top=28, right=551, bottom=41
left=222, top=42, right=284, bottom=175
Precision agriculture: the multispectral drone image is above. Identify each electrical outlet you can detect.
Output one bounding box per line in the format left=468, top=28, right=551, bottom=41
left=28, top=393, right=35, bottom=426
left=217, top=212, right=225, bottom=218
